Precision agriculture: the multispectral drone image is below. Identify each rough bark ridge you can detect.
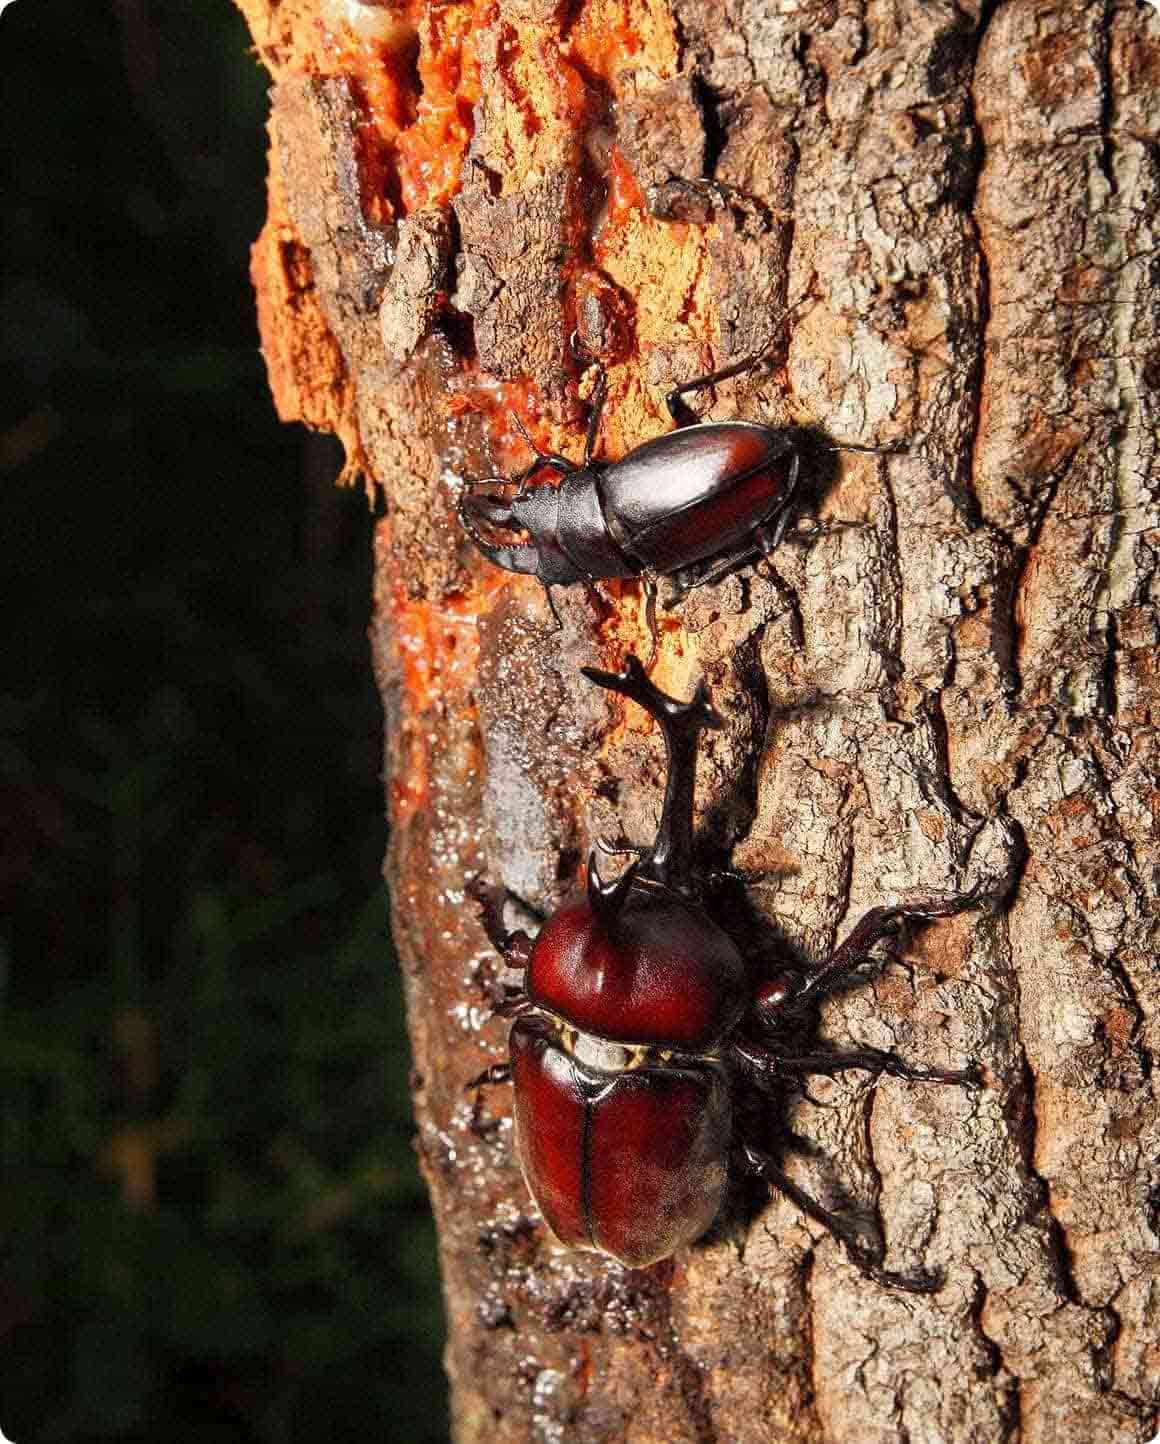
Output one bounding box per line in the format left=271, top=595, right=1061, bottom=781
left=236, top=0, right=1160, bottom=1438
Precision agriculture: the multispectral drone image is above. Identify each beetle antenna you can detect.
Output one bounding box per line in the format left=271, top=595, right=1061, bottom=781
left=581, top=655, right=721, bottom=898
left=509, top=409, right=540, bottom=454
left=583, top=360, right=609, bottom=465
left=569, top=329, right=611, bottom=465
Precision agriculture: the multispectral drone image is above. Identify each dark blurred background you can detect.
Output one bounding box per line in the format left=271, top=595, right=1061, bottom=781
left=1, top=2, right=447, bottom=1438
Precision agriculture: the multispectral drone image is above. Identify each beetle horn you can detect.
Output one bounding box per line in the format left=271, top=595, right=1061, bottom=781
left=586, top=850, right=638, bottom=923
left=581, top=656, right=721, bottom=898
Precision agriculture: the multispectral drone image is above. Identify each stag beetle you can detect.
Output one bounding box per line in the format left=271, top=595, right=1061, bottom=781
left=458, top=347, right=889, bottom=626
left=469, top=656, right=992, bottom=1288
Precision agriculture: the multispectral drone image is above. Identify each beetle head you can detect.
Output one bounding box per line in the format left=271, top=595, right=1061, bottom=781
left=458, top=483, right=583, bottom=584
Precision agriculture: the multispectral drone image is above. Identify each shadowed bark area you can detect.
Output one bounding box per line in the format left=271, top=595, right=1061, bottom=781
left=236, top=0, right=1159, bottom=1437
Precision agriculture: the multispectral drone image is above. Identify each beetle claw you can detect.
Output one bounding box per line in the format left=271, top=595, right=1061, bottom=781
left=856, top=1258, right=944, bottom=1294
left=894, top=879, right=999, bottom=920
left=742, top=1144, right=944, bottom=1294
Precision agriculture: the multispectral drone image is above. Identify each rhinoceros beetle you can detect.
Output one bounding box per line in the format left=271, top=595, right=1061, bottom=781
left=469, top=656, right=991, bottom=1289
left=458, top=347, right=890, bottom=624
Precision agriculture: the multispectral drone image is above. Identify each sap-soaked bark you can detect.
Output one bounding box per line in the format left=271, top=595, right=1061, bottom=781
left=237, top=0, right=1160, bottom=1438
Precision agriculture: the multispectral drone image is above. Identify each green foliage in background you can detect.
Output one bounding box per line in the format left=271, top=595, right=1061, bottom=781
left=1, top=2, right=447, bottom=1438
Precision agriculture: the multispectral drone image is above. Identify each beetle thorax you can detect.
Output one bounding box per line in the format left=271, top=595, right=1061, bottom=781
left=526, top=889, right=747, bottom=1053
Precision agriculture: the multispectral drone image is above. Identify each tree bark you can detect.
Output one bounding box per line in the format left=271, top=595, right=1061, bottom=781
left=235, top=0, right=1159, bottom=1438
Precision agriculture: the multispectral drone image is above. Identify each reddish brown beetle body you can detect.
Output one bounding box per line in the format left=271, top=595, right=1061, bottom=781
left=510, top=1015, right=730, bottom=1267
left=599, top=423, right=796, bottom=579
left=471, top=658, right=994, bottom=1289
left=527, top=886, right=746, bottom=1051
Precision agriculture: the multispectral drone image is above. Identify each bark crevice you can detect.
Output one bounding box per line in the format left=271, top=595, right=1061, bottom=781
left=235, top=0, right=1160, bottom=1435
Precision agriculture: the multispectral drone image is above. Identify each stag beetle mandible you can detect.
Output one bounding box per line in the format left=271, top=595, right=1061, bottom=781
left=470, top=657, right=992, bottom=1288
left=458, top=344, right=889, bottom=628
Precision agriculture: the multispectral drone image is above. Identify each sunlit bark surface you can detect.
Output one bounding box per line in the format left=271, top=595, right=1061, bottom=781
left=237, top=0, right=1160, bottom=1437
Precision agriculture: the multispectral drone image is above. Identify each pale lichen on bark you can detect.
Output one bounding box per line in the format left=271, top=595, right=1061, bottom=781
left=236, top=0, right=1159, bottom=1437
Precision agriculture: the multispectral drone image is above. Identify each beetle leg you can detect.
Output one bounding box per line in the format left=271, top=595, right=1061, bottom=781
left=466, top=1062, right=513, bottom=1089
left=466, top=877, right=535, bottom=970
left=583, top=357, right=609, bottom=465
left=641, top=573, right=660, bottom=665
left=464, top=453, right=573, bottom=491
left=824, top=439, right=908, bottom=457
left=669, top=540, right=764, bottom=598
left=741, top=1145, right=943, bottom=1293
left=705, top=863, right=768, bottom=887
left=785, top=883, right=995, bottom=1013
left=495, top=992, right=535, bottom=1019
left=762, top=449, right=801, bottom=552
left=567, top=329, right=611, bottom=465
left=666, top=349, right=770, bottom=427
left=507, top=457, right=572, bottom=486
left=664, top=291, right=815, bottom=424
left=734, top=1037, right=978, bottom=1088
left=750, top=523, right=805, bottom=647
left=780, top=517, right=866, bottom=550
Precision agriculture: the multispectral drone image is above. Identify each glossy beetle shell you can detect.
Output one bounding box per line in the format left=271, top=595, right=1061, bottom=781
left=526, top=885, right=747, bottom=1052
left=510, top=1015, right=731, bottom=1268
left=600, top=422, right=796, bottom=571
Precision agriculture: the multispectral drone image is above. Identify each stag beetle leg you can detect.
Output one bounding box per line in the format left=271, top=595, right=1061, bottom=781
left=541, top=582, right=563, bottom=631
left=570, top=339, right=610, bottom=466
left=665, top=350, right=769, bottom=428
left=640, top=573, right=661, bottom=665
left=594, top=835, right=648, bottom=859
left=669, top=539, right=764, bottom=598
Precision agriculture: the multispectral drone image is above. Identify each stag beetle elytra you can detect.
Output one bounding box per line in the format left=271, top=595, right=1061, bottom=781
left=469, top=657, right=993, bottom=1288
left=458, top=344, right=890, bottom=627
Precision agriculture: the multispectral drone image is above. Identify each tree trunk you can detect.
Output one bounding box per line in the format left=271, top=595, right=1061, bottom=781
left=235, top=0, right=1159, bottom=1438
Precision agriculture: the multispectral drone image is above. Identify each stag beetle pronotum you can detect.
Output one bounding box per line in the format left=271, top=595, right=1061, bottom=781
left=458, top=344, right=890, bottom=629
left=469, top=656, right=992, bottom=1289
